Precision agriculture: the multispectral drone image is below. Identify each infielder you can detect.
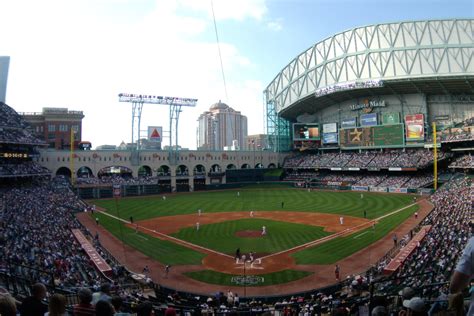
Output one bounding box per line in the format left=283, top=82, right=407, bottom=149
left=339, top=216, right=344, bottom=225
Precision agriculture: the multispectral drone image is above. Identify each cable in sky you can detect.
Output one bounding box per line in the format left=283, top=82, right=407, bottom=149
left=210, top=0, right=229, bottom=102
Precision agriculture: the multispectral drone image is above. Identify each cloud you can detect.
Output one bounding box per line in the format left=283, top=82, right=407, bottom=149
left=177, top=0, right=268, bottom=21
left=267, top=20, right=283, bottom=31
left=0, top=0, right=269, bottom=149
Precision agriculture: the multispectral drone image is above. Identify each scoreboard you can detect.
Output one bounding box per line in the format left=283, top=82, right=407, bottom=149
left=340, top=124, right=404, bottom=148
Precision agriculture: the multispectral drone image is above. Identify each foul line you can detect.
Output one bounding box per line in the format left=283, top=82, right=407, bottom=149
left=98, top=211, right=234, bottom=259
left=353, top=231, right=369, bottom=239
left=260, top=201, right=419, bottom=261
left=99, top=200, right=419, bottom=262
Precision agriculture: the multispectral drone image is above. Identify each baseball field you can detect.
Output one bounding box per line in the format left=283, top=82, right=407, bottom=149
left=85, top=186, right=425, bottom=295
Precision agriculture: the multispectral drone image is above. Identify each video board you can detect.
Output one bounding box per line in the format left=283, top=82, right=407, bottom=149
left=293, top=123, right=320, bottom=140
left=339, top=124, right=404, bottom=148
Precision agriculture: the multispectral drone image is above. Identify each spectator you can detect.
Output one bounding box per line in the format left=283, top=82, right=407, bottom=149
left=95, top=300, right=115, bottom=316
left=19, top=283, right=48, bottom=316
left=136, top=302, right=154, bottom=316
left=111, top=296, right=131, bottom=316
left=92, top=283, right=112, bottom=305
left=73, top=288, right=95, bottom=316
left=449, top=236, right=474, bottom=314
left=0, top=295, right=17, bottom=316
left=45, top=293, right=67, bottom=316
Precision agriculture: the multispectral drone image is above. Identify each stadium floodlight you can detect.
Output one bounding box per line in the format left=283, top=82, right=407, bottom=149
left=118, top=93, right=198, bottom=152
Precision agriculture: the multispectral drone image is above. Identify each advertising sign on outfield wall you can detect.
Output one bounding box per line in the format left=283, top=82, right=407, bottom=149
left=382, top=112, right=401, bottom=125
left=370, top=186, right=388, bottom=192
left=341, top=118, right=357, bottom=129
left=323, top=132, right=338, bottom=144
left=388, top=187, right=408, bottom=193
left=351, top=186, right=369, bottom=191
left=405, top=114, right=425, bottom=141
left=360, top=113, right=378, bottom=126
left=323, top=123, right=338, bottom=133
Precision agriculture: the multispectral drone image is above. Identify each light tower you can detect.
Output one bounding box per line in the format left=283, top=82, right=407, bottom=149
left=118, top=93, right=198, bottom=160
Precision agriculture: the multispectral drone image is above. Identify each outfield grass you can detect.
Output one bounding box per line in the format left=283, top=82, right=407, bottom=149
left=292, top=204, right=419, bottom=264
left=171, top=218, right=331, bottom=254
left=93, top=212, right=205, bottom=265
left=90, top=188, right=416, bottom=268
left=91, top=188, right=413, bottom=221
left=184, top=269, right=313, bottom=287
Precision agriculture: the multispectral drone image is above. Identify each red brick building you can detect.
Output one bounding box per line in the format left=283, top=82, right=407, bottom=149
left=20, top=107, right=84, bottom=149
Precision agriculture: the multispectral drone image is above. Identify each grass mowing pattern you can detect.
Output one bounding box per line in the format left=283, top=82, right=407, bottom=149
left=184, top=270, right=312, bottom=287
left=292, top=205, right=419, bottom=264
left=93, top=212, right=205, bottom=265
left=91, top=189, right=413, bottom=221
left=171, top=218, right=331, bottom=254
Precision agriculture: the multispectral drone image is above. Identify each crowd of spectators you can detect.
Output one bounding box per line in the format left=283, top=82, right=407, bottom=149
left=0, top=161, right=50, bottom=177
left=0, top=170, right=472, bottom=315
left=0, top=103, right=45, bottom=145
left=75, top=175, right=158, bottom=186
left=449, top=154, right=474, bottom=169
left=285, top=171, right=434, bottom=189
left=284, top=149, right=446, bottom=169
left=0, top=182, right=128, bottom=288
left=367, top=176, right=473, bottom=314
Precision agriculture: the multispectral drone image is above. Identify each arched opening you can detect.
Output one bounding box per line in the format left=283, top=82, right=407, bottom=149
left=193, top=164, right=206, bottom=176
left=176, top=165, right=189, bottom=176
left=98, top=166, right=133, bottom=180
left=56, top=167, right=72, bottom=178
left=77, top=166, right=93, bottom=179
left=210, top=164, right=222, bottom=173
left=193, top=164, right=206, bottom=191
left=255, top=163, right=264, bottom=169
left=157, top=165, right=171, bottom=193
left=226, top=164, right=236, bottom=170
left=138, top=165, right=152, bottom=177
left=157, top=165, right=170, bottom=176
left=241, top=163, right=251, bottom=169
left=268, top=163, right=276, bottom=168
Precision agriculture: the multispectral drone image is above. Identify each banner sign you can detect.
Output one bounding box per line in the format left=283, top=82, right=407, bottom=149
left=388, top=187, right=408, bottom=193
left=361, top=113, right=378, bottom=126
left=370, top=186, right=387, bottom=192
left=341, top=118, right=357, bottom=129
left=382, top=112, right=401, bottom=125
left=388, top=167, right=402, bottom=171
left=323, top=132, right=338, bottom=144
left=72, top=229, right=112, bottom=276
left=323, top=123, right=338, bottom=134
left=384, top=225, right=432, bottom=274
left=148, top=126, right=163, bottom=142
left=351, top=185, right=369, bottom=191
left=113, top=184, right=121, bottom=198
left=405, top=114, right=425, bottom=141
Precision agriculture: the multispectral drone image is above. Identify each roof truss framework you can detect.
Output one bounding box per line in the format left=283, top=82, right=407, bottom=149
left=264, top=19, right=474, bottom=113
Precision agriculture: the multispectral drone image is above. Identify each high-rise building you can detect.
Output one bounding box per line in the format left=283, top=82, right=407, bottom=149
left=20, top=107, right=85, bottom=149
left=0, top=56, right=9, bottom=103
left=197, top=101, right=247, bottom=150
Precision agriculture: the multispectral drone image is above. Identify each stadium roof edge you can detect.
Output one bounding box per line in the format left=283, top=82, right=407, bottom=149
left=264, top=18, right=473, bottom=91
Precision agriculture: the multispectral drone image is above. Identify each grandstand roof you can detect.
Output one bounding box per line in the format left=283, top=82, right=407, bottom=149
left=264, top=19, right=474, bottom=120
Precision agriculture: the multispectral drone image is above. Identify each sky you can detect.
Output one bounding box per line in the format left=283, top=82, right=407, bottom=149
left=0, top=0, right=472, bottom=149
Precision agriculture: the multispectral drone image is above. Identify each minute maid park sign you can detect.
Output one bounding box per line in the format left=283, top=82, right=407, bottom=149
left=350, top=99, right=386, bottom=112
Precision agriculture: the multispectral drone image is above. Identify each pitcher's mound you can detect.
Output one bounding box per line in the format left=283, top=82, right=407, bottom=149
left=235, top=230, right=263, bottom=238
